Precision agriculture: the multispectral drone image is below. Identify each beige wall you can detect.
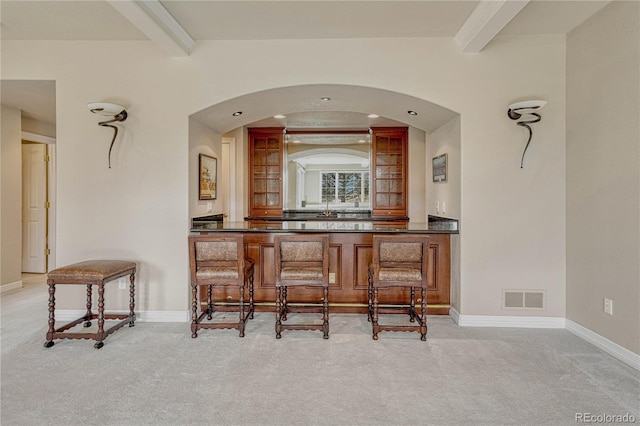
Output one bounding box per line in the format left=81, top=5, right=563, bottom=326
left=189, top=117, right=223, bottom=219
left=1, top=105, right=23, bottom=287
left=1, top=35, right=567, bottom=317
left=567, top=1, right=640, bottom=354
left=426, top=116, right=461, bottom=220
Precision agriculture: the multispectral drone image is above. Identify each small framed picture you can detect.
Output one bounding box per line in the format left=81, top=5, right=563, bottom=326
left=199, top=154, right=217, bottom=200
left=432, top=153, right=447, bottom=183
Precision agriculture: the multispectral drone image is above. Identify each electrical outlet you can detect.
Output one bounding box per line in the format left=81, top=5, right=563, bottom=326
left=329, top=273, right=336, bottom=284
left=118, top=278, right=126, bottom=290
left=604, top=298, right=613, bottom=315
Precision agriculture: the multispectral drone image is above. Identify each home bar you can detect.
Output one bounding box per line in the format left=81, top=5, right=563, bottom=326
left=191, top=127, right=459, bottom=317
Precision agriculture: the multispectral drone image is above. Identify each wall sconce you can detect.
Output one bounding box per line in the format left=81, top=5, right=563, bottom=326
left=87, top=102, right=128, bottom=168
left=507, top=100, right=547, bottom=168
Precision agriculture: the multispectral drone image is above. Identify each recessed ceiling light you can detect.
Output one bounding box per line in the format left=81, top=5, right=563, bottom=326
left=320, top=97, right=331, bottom=102
left=292, top=140, right=301, bottom=144
left=274, top=114, right=286, bottom=119
left=232, top=111, right=243, bottom=116
left=367, top=114, right=379, bottom=119
left=407, top=110, right=418, bottom=116
left=358, top=139, right=366, bottom=143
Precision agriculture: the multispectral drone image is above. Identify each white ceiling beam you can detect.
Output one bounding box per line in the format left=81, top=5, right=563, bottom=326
left=455, top=0, right=530, bottom=53
left=107, top=0, right=194, bottom=57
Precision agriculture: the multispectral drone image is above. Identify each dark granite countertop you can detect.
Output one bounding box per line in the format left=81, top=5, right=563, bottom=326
left=190, top=218, right=458, bottom=234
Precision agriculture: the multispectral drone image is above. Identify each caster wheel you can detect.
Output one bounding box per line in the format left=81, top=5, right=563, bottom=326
left=84, top=321, right=92, bottom=328
left=44, top=341, right=54, bottom=348
left=276, top=334, right=281, bottom=339
left=128, top=322, right=135, bottom=327
left=94, top=341, right=104, bottom=349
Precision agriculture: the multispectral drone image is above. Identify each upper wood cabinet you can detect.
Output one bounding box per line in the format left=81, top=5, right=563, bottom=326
left=249, top=128, right=284, bottom=217
left=371, top=127, right=408, bottom=217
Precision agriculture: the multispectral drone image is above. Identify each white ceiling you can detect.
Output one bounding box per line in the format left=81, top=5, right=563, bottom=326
left=0, top=0, right=611, bottom=133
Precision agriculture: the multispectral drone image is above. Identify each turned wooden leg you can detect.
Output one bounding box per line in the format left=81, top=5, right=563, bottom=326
left=323, top=286, right=329, bottom=340
left=275, top=286, right=282, bottom=339
left=44, top=281, right=56, bottom=347
left=367, top=270, right=373, bottom=322
left=84, top=284, right=93, bottom=327
left=239, top=284, right=245, bottom=337
left=248, top=273, right=255, bottom=320
left=409, top=287, right=416, bottom=322
left=129, top=272, right=136, bottom=326
left=96, top=284, right=105, bottom=344
left=281, top=286, right=288, bottom=321
left=206, top=285, right=213, bottom=320
left=191, top=284, right=198, bottom=338
left=372, top=287, right=380, bottom=340
left=420, top=287, right=427, bottom=341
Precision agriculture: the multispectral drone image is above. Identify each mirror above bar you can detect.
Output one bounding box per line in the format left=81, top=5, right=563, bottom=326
left=284, top=130, right=371, bottom=212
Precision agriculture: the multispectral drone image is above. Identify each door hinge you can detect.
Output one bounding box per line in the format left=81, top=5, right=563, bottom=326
left=44, top=154, right=51, bottom=162
left=45, top=201, right=51, bottom=209
left=45, top=247, right=51, bottom=256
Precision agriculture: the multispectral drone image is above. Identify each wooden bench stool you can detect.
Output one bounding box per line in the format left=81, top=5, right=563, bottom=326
left=44, top=260, right=137, bottom=349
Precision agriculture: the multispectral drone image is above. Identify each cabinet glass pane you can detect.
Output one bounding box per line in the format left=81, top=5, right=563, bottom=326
left=267, top=151, right=279, bottom=165
left=267, top=193, right=280, bottom=206
left=254, top=179, right=266, bottom=192
left=376, top=193, right=390, bottom=207
left=254, top=151, right=267, bottom=166
left=388, top=165, right=402, bottom=177
left=376, top=166, right=389, bottom=179
left=389, top=180, right=403, bottom=192
left=376, top=153, right=389, bottom=166
left=267, top=166, right=279, bottom=178
left=389, top=193, right=402, bottom=206
left=389, top=138, right=403, bottom=151
left=267, top=138, right=280, bottom=150
left=376, top=179, right=389, bottom=192
left=254, top=194, right=266, bottom=206
left=267, top=179, right=279, bottom=192
left=376, top=137, right=389, bottom=151
left=389, top=153, right=402, bottom=165
left=253, top=166, right=266, bottom=178
left=254, top=139, right=266, bottom=150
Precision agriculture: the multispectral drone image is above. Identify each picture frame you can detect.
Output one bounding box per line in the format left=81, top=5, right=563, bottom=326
left=199, top=154, right=217, bottom=200
left=432, top=153, right=447, bottom=183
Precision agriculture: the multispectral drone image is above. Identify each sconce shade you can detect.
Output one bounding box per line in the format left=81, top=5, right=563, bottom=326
left=507, top=100, right=546, bottom=168
left=88, top=102, right=129, bottom=168
left=87, top=102, right=126, bottom=116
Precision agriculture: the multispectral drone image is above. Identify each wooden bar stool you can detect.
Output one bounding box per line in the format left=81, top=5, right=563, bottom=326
left=189, top=234, right=255, bottom=338
left=44, top=260, right=137, bottom=349
left=274, top=234, right=330, bottom=339
left=368, top=235, right=430, bottom=340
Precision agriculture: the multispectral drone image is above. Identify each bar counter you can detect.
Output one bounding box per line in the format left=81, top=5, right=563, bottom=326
left=190, top=217, right=457, bottom=315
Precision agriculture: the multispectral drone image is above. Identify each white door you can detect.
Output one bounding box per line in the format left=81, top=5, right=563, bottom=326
left=22, top=144, right=47, bottom=273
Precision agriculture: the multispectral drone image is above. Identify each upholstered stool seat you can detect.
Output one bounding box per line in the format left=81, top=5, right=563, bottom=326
left=274, top=234, right=330, bottom=339
left=189, top=234, right=255, bottom=338
left=44, top=260, right=137, bottom=349
left=368, top=236, right=430, bottom=340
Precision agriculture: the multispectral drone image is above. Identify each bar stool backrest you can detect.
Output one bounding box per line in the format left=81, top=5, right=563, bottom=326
left=274, top=234, right=330, bottom=287
left=189, top=234, right=245, bottom=286
left=371, top=235, right=430, bottom=287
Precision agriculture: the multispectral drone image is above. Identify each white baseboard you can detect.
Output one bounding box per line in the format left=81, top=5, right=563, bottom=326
left=1, top=281, right=23, bottom=295
left=453, top=312, right=566, bottom=328
left=566, top=319, right=640, bottom=371
left=55, top=310, right=190, bottom=323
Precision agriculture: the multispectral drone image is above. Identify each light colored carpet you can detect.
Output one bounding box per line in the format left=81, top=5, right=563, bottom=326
left=1, top=280, right=638, bottom=426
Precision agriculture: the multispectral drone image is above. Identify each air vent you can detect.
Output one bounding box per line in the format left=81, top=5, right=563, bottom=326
left=502, top=290, right=545, bottom=310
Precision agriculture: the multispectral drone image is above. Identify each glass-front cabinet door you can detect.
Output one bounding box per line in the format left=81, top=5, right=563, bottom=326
left=249, top=128, right=284, bottom=217
left=371, top=127, right=407, bottom=217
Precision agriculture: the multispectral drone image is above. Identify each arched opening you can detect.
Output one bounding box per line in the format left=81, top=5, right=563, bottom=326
left=188, top=84, right=460, bottom=222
